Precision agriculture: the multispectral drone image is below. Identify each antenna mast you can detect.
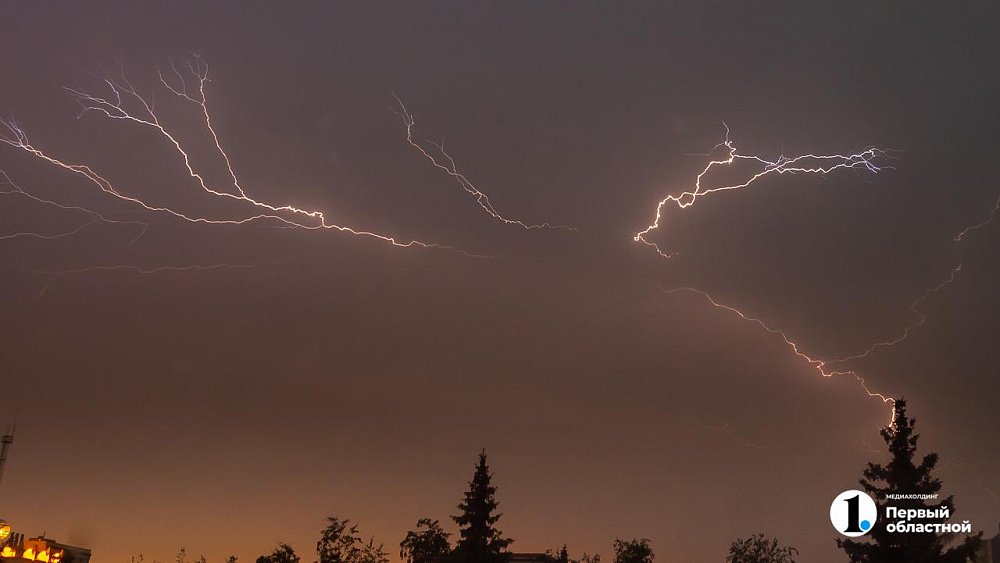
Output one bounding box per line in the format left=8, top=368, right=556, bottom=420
left=0, top=426, right=14, bottom=500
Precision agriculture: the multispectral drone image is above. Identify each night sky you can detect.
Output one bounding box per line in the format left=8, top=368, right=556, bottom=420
left=1, top=3, right=998, bottom=562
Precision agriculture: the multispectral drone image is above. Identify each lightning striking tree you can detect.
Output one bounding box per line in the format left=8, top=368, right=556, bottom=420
left=837, top=399, right=981, bottom=562
left=451, top=451, right=513, bottom=563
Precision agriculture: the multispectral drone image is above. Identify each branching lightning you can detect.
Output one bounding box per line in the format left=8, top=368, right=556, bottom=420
left=635, top=124, right=886, bottom=258
left=5, top=58, right=999, bottom=479
left=640, top=127, right=1000, bottom=434
left=635, top=127, right=895, bottom=416
left=393, top=95, right=576, bottom=231
left=0, top=170, right=148, bottom=243
left=829, top=190, right=1000, bottom=366
left=0, top=58, right=481, bottom=259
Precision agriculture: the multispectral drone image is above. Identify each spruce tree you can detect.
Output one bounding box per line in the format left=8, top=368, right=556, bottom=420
left=837, top=399, right=981, bottom=562
left=452, top=450, right=513, bottom=563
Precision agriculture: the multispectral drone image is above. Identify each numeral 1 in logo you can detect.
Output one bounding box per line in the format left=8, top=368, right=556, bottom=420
left=843, top=494, right=864, bottom=533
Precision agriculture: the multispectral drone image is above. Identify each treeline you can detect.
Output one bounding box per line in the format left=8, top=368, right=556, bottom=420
left=150, top=404, right=983, bottom=563
left=155, top=452, right=794, bottom=563
left=249, top=452, right=790, bottom=563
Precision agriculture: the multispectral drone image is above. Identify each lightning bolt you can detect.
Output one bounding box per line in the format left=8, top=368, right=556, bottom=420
left=699, top=421, right=767, bottom=451
left=640, top=128, right=1000, bottom=437
left=158, top=56, right=249, bottom=199
left=0, top=59, right=479, bottom=258
left=941, top=461, right=1000, bottom=505
left=633, top=127, right=894, bottom=409
left=861, top=438, right=886, bottom=460
left=829, top=190, right=1000, bottom=365
left=0, top=170, right=148, bottom=243
left=34, top=261, right=278, bottom=276
left=655, top=284, right=896, bottom=406
left=393, top=95, right=576, bottom=231
left=6, top=60, right=997, bottom=475
left=634, top=124, right=886, bottom=258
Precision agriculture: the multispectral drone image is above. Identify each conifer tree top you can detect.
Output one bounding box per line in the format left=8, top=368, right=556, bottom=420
left=837, top=399, right=981, bottom=563
left=452, top=451, right=512, bottom=563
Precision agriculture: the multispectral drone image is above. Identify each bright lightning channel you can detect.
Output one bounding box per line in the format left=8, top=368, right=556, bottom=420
left=636, top=126, right=893, bottom=412
left=635, top=124, right=886, bottom=258
left=642, top=127, right=1000, bottom=431
left=0, top=58, right=477, bottom=257
left=656, top=284, right=895, bottom=406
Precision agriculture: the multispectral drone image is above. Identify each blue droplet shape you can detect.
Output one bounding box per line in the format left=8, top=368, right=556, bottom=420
left=860, top=520, right=871, bottom=531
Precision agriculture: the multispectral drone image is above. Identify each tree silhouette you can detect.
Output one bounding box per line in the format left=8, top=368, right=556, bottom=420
left=400, top=518, right=452, bottom=563
left=837, top=399, right=981, bottom=562
left=726, top=533, right=797, bottom=563
left=256, top=543, right=299, bottom=563
left=452, top=450, right=513, bottom=563
left=611, top=539, right=652, bottom=563
left=317, top=516, right=388, bottom=563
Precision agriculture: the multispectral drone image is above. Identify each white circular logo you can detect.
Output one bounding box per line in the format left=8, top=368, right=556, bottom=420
left=830, top=490, right=878, bottom=537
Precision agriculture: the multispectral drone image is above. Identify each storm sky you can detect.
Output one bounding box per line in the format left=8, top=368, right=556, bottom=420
left=1, top=2, right=998, bottom=562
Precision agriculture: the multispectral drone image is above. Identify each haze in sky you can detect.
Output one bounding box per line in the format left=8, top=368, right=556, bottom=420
left=1, top=3, right=998, bottom=562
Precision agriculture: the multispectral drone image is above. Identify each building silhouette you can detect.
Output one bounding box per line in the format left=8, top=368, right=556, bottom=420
left=1, top=535, right=91, bottom=563
left=0, top=429, right=92, bottom=563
